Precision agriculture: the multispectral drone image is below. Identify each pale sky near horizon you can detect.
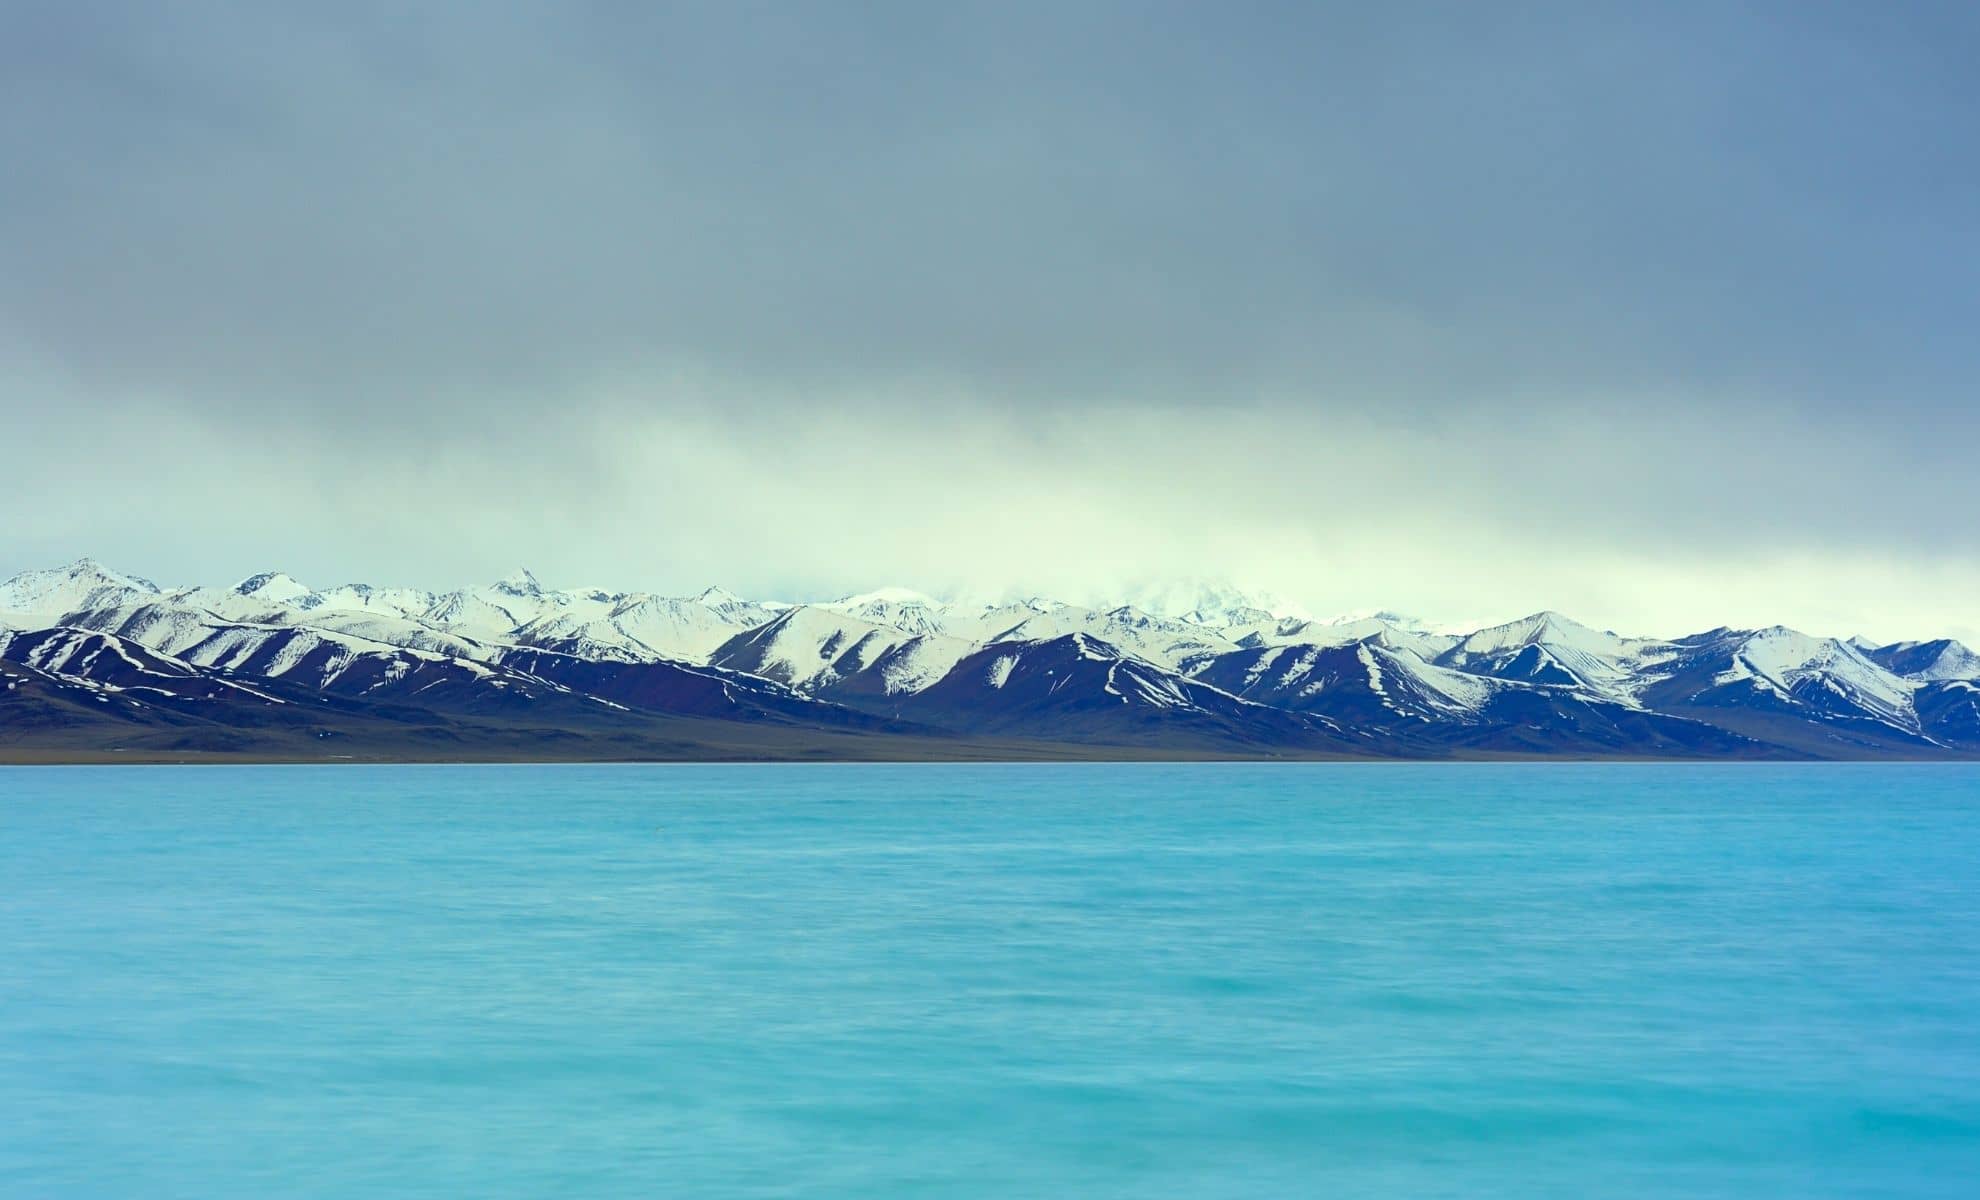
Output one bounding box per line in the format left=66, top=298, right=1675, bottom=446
left=4, top=2, right=1979, bottom=642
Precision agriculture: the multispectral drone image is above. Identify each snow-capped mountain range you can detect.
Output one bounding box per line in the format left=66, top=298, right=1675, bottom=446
left=4, top=558, right=1977, bottom=761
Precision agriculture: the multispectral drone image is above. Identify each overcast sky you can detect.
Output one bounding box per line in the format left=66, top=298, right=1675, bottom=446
left=5, top=1, right=1978, bottom=640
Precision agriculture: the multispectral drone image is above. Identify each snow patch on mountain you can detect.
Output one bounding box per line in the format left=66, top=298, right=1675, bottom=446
left=984, top=653, right=1019, bottom=689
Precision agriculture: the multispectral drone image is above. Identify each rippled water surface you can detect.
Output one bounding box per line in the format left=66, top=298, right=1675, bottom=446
left=4, top=763, right=1979, bottom=1197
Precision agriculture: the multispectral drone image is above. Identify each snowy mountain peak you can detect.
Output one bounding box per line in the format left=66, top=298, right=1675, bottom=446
left=233, top=571, right=310, bottom=602
left=0, top=558, right=162, bottom=617
left=821, top=587, right=951, bottom=637
left=493, top=568, right=542, bottom=596
left=1181, top=604, right=1275, bottom=627
left=1663, top=624, right=1920, bottom=732
left=1456, top=610, right=1622, bottom=656
left=1122, top=579, right=1308, bottom=626
left=68, top=558, right=160, bottom=590
left=1866, top=639, right=1980, bottom=682
left=831, top=586, right=939, bottom=607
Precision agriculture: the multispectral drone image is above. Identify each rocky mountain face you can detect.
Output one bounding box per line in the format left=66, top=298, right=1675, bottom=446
left=4, top=559, right=1975, bottom=760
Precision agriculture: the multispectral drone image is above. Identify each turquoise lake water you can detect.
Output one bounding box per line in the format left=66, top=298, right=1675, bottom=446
left=3, top=763, right=1979, bottom=1197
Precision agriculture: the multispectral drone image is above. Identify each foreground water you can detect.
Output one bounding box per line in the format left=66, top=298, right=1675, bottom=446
left=4, top=764, right=1979, bottom=1197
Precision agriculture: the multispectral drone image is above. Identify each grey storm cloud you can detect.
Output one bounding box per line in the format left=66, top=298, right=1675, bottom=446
left=4, top=1, right=1979, bottom=639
